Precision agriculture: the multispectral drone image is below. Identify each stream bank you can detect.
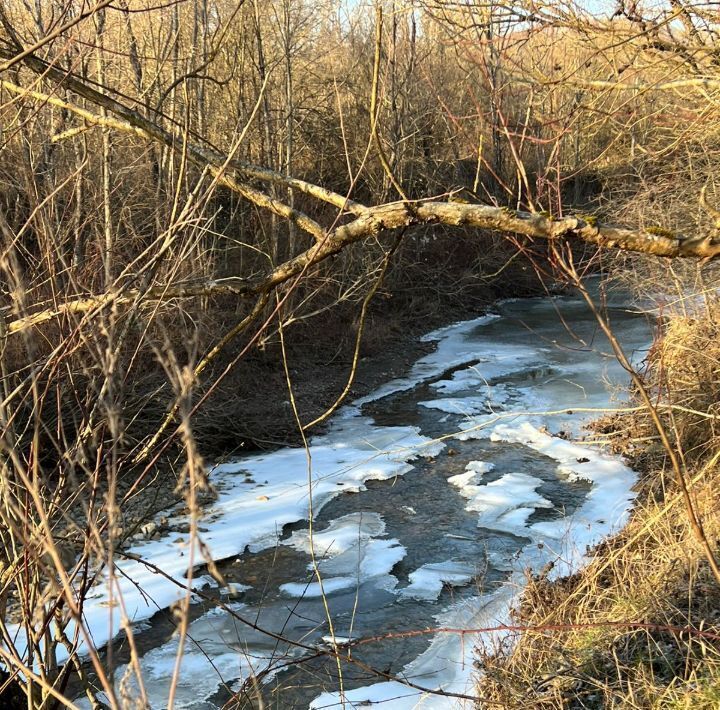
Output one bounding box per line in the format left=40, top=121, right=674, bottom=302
left=64, top=285, right=653, bottom=709
left=475, top=295, right=720, bottom=709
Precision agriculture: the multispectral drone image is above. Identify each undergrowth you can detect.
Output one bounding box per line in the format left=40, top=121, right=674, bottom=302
left=476, top=293, right=720, bottom=708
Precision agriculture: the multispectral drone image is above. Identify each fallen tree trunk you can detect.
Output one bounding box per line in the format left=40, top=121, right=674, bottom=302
left=1, top=43, right=719, bottom=339
left=4, top=199, right=718, bottom=338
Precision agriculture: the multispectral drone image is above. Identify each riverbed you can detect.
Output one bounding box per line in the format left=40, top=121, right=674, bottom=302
left=75, top=288, right=653, bottom=709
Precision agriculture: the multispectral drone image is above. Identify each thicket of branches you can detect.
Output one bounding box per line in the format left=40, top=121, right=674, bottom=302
left=0, top=0, right=719, bottom=707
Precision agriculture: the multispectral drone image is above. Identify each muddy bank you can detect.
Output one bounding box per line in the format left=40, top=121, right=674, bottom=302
left=193, top=270, right=551, bottom=455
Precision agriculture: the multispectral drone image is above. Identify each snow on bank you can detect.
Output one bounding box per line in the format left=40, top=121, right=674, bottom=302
left=12, top=418, right=442, bottom=664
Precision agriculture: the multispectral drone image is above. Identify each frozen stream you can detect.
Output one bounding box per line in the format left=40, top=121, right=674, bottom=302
left=75, top=289, right=653, bottom=709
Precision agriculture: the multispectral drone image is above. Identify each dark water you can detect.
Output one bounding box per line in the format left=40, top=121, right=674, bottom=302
left=79, top=292, right=653, bottom=709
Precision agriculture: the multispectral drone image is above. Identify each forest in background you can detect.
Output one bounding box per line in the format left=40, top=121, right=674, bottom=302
left=1, top=0, right=720, bottom=707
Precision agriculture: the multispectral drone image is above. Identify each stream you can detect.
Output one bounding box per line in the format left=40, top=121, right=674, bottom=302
left=75, top=287, right=653, bottom=709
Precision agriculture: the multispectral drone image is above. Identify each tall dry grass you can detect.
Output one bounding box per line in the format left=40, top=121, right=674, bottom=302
left=476, top=287, right=720, bottom=708
left=0, top=0, right=718, bottom=707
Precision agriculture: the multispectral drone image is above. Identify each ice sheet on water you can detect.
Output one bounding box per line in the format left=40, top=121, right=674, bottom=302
left=465, top=472, right=552, bottom=531
left=419, top=388, right=510, bottom=415
left=280, top=575, right=359, bottom=597
left=354, top=314, right=501, bottom=405
left=447, top=460, right=494, bottom=488
left=309, top=585, right=519, bottom=710
left=280, top=537, right=406, bottom=598
left=283, top=511, right=386, bottom=558
left=399, top=560, right=475, bottom=602
left=448, top=461, right=551, bottom=535
left=280, top=512, right=405, bottom=597
left=14, top=419, right=441, bottom=665
left=122, top=605, right=297, bottom=709
left=76, top=603, right=277, bottom=710
left=430, top=350, right=542, bottom=395
left=311, top=298, right=647, bottom=709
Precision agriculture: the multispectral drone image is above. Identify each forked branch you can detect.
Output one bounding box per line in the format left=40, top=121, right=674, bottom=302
left=2, top=45, right=720, bottom=339
left=4, top=200, right=720, bottom=338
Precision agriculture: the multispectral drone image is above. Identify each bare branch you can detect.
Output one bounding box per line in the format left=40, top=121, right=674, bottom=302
left=700, top=181, right=720, bottom=229
left=5, top=200, right=718, bottom=338
left=548, top=76, right=720, bottom=92
left=0, top=73, right=327, bottom=241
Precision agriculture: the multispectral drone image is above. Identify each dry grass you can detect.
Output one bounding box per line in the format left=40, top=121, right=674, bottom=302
left=0, top=0, right=718, bottom=704
left=476, top=295, right=720, bottom=708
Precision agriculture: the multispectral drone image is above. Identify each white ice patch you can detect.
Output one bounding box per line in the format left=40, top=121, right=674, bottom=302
left=321, top=635, right=353, bottom=646
left=283, top=511, right=386, bottom=558
left=447, top=460, right=494, bottom=489
left=280, top=513, right=405, bottom=597
left=219, top=582, right=251, bottom=597
left=419, top=391, right=508, bottom=416
left=280, top=576, right=358, bottom=597
left=280, top=537, right=406, bottom=598
left=459, top=470, right=553, bottom=534
left=355, top=314, right=501, bottom=405
left=448, top=460, right=552, bottom=535
left=84, top=603, right=293, bottom=710
left=14, top=420, right=441, bottom=665
left=430, top=352, right=542, bottom=395
left=399, top=560, right=475, bottom=601
left=195, top=574, right=218, bottom=590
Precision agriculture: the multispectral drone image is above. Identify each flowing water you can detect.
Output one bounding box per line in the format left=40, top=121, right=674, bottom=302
left=75, top=288, right=653, bottom=709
